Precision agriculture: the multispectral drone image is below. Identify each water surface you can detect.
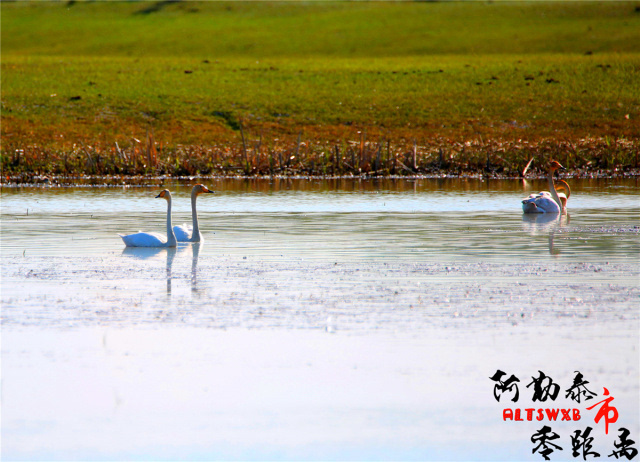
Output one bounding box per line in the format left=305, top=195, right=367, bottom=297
left=2, top=178, right=638, bottom=261
left=2, top=178, right=639, bottom=461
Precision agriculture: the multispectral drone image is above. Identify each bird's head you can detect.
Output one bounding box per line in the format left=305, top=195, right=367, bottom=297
left=155, top=189, right=172, bottom=200
left=194, top=184, right=215, bottom=195
left=549, top=160, right=566, bottom=172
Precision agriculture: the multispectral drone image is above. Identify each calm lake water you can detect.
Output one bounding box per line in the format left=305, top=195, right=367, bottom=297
left=2, top=178, right=639, bottom=461
left=2, top=178, right=639, bottom=260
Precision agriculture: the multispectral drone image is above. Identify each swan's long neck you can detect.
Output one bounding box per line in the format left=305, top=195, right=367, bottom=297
left=166, top=195, right=177, bottom=247
left=547, top=169, right=562, bottom=211
left=557, top=179, right=571, bottom=199
left=191, top=189, right=201, bottom=241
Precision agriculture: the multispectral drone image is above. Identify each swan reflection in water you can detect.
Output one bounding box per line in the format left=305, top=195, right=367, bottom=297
left=121, top=244, right=201, bottom=294
left=190, top=243, right=202, bottom=294
left=522, top=213, right=570, bottom=255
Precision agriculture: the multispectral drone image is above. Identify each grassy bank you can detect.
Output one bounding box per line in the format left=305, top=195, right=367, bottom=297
left=2, top=1, right=639, bottom=177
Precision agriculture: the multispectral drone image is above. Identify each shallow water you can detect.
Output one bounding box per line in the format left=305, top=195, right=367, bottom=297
left=2, top=178, right=639, bottom=261
left=2, top=179, right=639, bottom=461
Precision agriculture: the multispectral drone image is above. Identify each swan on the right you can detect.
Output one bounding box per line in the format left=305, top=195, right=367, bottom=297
left=522, top=160, right=569, bottom=214
left=173, top=184, right=215, bottom=243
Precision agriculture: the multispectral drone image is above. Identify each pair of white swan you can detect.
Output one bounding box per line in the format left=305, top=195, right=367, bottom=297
left=522, top=160, right=571, bottom=214
left=119, top=184, right=214, bottom=247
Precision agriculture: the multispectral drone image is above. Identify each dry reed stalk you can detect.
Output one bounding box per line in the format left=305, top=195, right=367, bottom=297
left=295, top=131, right=302, bottom=160
left=80, top=142, right=93, bottom=173
left=255, top=132, right=262, bottom=163
left=268, top=150, right=274, bottom=175
left=359, top=131, right=366, bottom=170
left=350, top=146, right=356, bottom=170
left=412, top=139, right=417, bottom=170
left=392, top=149, right=397, bottom=174
left=397, top=158, right=414, bottom=174
left=147, top=130, right=158, bottom=168
left=521, top=157, right=534, bottom=177
left=132, top=137, right=141, bottom=171
left=115, top=141, right=127, bottom=163
left=239, top=120, right=249, bottom=171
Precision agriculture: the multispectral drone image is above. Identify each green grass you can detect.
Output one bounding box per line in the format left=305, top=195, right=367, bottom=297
left=3, top=54, right=638, bottom=134
left=4, top=1, right=640, bottom=57
left=2, top=1, right=640, bottom=176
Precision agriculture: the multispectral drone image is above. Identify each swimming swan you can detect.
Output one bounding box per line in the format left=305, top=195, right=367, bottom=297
left=173, top=184, right=215, bottom=242
left=522, top=160, right=566, bottom=214
left=119, top=190, right=177, bottom=247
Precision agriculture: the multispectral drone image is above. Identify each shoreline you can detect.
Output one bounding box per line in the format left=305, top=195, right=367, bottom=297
left=3, top=169, right=640, bottom=187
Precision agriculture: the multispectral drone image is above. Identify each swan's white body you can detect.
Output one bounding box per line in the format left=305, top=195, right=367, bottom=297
left=522, top=161, right=567, bottom=214
left=522, top=191, right=561, bottom=214
left=120, top=231, right=172, bottom=247
left=173, top=184, right=214, bottom=242
left=173, top=225, right=192, bottom=242
left=119, top=190, right=177, bottom=247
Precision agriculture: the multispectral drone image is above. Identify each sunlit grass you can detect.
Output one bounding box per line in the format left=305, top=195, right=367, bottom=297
left=3, top=54, right=637, bottom=137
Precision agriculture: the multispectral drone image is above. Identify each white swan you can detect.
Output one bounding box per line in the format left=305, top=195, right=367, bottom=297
left=173, top=184, right=214, bottom=243
left=119, top=190, right=177, bottom=247
left=522, top=160, right=565, bottom=214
